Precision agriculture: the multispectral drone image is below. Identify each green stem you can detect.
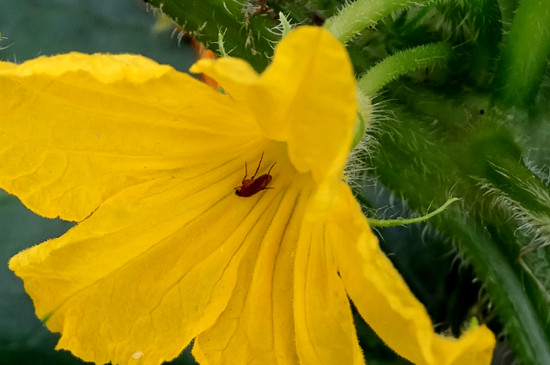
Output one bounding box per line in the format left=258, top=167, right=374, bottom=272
left=324, top=0, right=431, bottom=43
left=358, top=42, right=451, bottom=96
left=492, top=0, right=550, bottom=107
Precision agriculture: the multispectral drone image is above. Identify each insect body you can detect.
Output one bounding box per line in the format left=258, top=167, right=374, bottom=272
left=235, top=153, right=275, bottom=197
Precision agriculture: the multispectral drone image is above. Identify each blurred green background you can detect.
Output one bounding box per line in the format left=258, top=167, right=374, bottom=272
left=0, top=1, right=510, bottom=364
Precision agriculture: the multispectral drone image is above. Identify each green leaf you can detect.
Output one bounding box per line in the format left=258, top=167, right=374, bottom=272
left=145, top=0, right=280, bottom=71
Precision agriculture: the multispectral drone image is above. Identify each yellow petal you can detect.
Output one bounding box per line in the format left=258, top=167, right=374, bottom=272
left=193, top=177, right=308, bottom=364
left=190, top=57, right=260, bottom=102
left=293, top=194, right=365, bottom=365
left=330, top=183, right=496, bottom=365
left=194, top=159, right=364, bottom=365
left=192, top=27, right=357, bottom=182
left=258, top=27, right=357, bottom=182
left=0, top=53, right=261, bottom=221
left=9, top=156, right=278, bottom=365
left=433, top=325, right=496, bottom=365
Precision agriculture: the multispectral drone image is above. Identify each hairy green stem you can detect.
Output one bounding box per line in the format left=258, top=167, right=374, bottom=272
left=324, top=0, right=431, bottom=43
left=492, top=0, right=550, bottom=107
left=358, top=42, right=451, bottom=96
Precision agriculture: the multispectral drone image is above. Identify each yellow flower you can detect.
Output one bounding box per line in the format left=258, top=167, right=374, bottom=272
left=1, top=26, right=494, bottom=365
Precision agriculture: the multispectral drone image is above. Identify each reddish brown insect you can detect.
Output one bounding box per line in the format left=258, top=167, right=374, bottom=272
left=235, top=153, right=275, bottom=197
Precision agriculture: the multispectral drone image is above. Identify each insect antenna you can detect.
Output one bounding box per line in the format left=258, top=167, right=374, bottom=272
left=267, top=162, right=276, bottom=175
left=251, top=152, right=264, bottom=179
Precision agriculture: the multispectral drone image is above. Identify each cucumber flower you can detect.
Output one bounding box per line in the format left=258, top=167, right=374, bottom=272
left=1, top=26, right=495, bottom=365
